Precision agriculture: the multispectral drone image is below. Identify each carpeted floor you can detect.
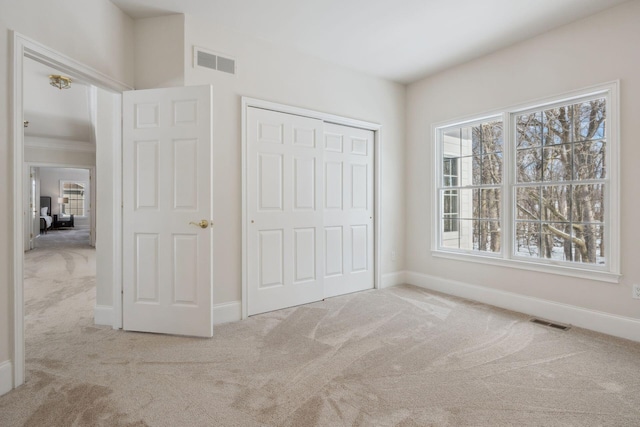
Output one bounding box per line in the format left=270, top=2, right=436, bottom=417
left=1, top=229, right=640, bottom=426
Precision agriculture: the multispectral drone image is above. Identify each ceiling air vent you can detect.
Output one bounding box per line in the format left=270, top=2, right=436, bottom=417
left=194, top=47, right=236, bottom=75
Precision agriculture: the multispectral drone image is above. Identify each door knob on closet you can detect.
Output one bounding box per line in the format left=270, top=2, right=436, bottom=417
left=189, top=220, right=209, bottom=229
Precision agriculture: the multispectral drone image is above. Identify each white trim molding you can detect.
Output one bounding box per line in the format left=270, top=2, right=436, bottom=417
left=12, top=31, right=131, bottom=391
left=94, top=305, right=113, bottom=326
left=381, top=271, right=407, bottom=289
left=405, top=270, right=640, bottom=343
left=0, top=360, right=13, bottom=397
left=25, top=136, right=96, bottom=153
left=213, top=301, right=242, bottom=325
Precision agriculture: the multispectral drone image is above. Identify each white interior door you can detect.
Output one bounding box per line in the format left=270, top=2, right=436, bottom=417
left=123, top=85, right=213, bottom=337
left=323, top=123, right=375, bottom=298
left=247, top=107, right=324, bottom=315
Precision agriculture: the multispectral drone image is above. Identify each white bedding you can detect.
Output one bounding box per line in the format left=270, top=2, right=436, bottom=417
left=41, top=215, right=53, bottom=228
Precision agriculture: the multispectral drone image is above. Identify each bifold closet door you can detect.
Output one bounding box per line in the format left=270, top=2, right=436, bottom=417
left=247, top=107, right=324, bottom=315
left=323, top=123, right=375, bottom=298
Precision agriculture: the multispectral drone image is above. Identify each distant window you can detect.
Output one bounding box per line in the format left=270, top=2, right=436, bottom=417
left=61, top=181, right=86, bottom=216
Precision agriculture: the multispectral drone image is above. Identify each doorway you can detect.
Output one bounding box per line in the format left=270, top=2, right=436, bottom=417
left=23, top=171, right=96, bottom=383
left=12, top=32, right=130, bottom=389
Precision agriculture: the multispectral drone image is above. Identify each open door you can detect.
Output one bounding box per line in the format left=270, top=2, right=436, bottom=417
left=122, top=85, right=213, bottom=337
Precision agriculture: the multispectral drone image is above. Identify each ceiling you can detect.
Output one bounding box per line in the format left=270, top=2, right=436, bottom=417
left=23, top=57, right=93, bottom=144
left=110, top=0, right=628, bottom=83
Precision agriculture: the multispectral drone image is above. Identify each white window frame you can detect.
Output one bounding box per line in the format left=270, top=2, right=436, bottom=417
left=432, top=81, right=620, bottom=283
left=60, top=180, right=88, bottom=218
left=442, top=156, right=460, bottom=233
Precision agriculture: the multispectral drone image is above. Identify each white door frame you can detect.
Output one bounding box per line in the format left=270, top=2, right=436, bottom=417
left=11, top=32, right=131, bottom=389
left=241, top=97, right=382, bottom=319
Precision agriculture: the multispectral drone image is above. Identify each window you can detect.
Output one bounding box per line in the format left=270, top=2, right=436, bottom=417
left=434, top=83, right=619, bottom=280
left=442, top=157, right=459, bottom=232
left=439, top=119, right=503, bottom=253
left=515, top=98, right=606, bottom=264
left=61, top=181, right=86, bottom=216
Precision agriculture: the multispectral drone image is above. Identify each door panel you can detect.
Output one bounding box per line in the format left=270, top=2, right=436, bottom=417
left=323, top=123, right=374, bottom=298
left=259, top=229, right=284, bottom=288
left=134, top=141, right=159, bottom=209
left=123, top=85, right=213, bottom=337
left=351, top=164, right=368, bottom=209
left=135, top=234, right=159, bottom=302
left=174, top=139, right=199, bottom=209
left=294, top=227, right=316, bottom=283
left=294, top=157, right=316, bottom=210
left=325, top=226, right=343, bottom=276
left=247, top=108, right=324, bottom=315
left=325, top=161, right=343, bottom=209
left=258, top=153, right=284, bottom=211
left=351, top=225, right=368, bottom=272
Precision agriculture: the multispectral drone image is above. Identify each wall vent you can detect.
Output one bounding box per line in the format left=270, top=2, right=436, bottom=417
left=530, top=318, right=571, bottom=331
left=194, top=47, right=236, bottom=75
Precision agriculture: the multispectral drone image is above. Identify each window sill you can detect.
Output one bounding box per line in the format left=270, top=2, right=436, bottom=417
left=432, top=250, right=621, bottom=284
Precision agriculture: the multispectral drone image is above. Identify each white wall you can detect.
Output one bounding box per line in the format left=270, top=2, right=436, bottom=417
left=134, top=14, right=185, bottom=89
left=24, top=143, right=95, bottom=167
left=95, top=88, right=120, bottom=311
left=180, top=15, right=406, bottom=305
left=406, top=1, right=640, bottom=320
left=0, top=0, right=133, bottom=388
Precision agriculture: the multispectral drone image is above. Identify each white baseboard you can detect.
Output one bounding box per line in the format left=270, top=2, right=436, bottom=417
left=94, top=305, right=113, bottom=326
left=405, top=271, right=640, bottom=343
left=0, top=360, right=13, bottom=397
left=214, top=301, right=241, bottom=325
left=381, top=271, right=407, bottom=289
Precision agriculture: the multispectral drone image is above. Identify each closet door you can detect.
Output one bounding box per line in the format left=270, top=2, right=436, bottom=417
left=323, top=123, right=375, bottom=298
left=247, top=108, right=324, bottom=315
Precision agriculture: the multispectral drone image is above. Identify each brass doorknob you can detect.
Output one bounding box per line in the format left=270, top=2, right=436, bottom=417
left=189, top=220, right=209, bottom=229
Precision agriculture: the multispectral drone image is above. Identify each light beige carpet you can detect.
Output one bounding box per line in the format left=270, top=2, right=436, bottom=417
left=1, top=230, right=640, bottom=426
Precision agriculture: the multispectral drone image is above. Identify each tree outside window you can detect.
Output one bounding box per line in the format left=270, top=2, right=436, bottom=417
left=515, top=98, right=606, bottom=264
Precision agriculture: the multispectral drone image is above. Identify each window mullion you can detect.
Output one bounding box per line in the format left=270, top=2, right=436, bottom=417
left=503, top=111, right=513, bottom=261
